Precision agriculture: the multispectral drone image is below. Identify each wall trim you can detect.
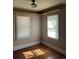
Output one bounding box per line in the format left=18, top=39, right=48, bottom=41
left=41, top=41, right=66, bottom=55
left=13, top=7, right=38, bottom=14
left=42, top=9, right=61, bottom=15
left=13, top=41, right=40, bottom=51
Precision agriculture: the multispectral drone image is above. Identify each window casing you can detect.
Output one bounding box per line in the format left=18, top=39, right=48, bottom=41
left=16, top=16, right=31, bottom=40
left=47, top=15, right=59, bottom=40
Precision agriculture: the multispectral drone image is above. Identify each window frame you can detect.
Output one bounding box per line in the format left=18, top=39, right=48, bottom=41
left=15, top=14, right=32, bottom=40
left=46, top=12, right=60, bottom=40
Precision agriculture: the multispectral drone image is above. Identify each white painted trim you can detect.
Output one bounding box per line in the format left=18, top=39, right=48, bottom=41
left=41, top=41, right=66, bottom=55
left=13, top=41, right=40, bottom=51
left=42, top=9, right=61, bottom=15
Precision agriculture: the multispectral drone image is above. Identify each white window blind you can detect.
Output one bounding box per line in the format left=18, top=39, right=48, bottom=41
left=16, top=16, right=31, bottom=39
left=47, top=15, right=59, bottom=39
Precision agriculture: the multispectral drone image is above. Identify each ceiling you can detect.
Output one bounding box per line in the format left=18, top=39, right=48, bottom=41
left=13, top=0, right=66, bottom=11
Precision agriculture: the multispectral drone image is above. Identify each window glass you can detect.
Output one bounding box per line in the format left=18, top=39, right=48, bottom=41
left=16, top=16, right=31, bottom=39
left=47, top=15, right=59, bottom=39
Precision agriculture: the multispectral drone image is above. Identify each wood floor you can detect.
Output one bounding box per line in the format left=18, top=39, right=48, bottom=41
left=13, top=44, right=66, bottom=59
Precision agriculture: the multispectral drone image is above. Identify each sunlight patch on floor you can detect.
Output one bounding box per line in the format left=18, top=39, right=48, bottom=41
left=22, top=51, right=35, bottom=59
left=32, top=49, right=45, bottom=55
left=22, top=48, right=46, bottom=59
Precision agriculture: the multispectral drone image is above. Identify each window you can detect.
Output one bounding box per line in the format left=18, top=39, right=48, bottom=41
left=47, top=15, right=59, bottom=39
left=16, top=16, right=31, bottom=39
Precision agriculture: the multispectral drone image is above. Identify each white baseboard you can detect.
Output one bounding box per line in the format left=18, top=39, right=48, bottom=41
left=13, top=41, right=40, bottom=51
left=41, top=41, right=66, bottom=55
